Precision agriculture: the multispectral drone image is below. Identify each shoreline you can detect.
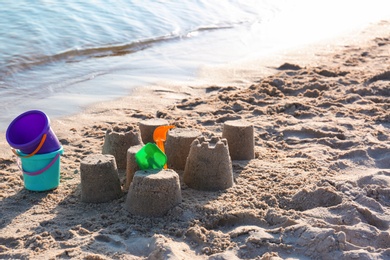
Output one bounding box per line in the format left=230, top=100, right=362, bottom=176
left=1, top=20, right=390, bottom=259
left=1, top=11, right=388, bottom=134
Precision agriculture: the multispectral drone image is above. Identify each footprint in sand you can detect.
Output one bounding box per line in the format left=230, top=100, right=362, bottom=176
left=367, top=146, right=390, bottom=169
left=282, top=124, right=346, bottom=142
left=357, top=170, right=390, bottom=188
left=93, top=234, right=127, bottom=251
left=366, top=70, right=390, bottom=84
left=357, top=170, right=390, bottom=208
left=212, top=212, right=266, bottom=230
left=290, top=186, right=343, bottom=211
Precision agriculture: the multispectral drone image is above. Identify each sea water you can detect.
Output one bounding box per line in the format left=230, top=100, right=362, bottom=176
left=1, top=0, right=389, bottom=130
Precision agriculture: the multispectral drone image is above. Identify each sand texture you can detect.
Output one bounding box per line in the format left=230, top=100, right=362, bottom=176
left=1, top=22, right=390, bottom=259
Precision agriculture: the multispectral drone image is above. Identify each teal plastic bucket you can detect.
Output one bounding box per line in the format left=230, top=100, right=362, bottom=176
left=18, top=147, right=64, bottom=191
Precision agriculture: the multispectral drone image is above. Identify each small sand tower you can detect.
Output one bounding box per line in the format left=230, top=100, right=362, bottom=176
left=138, top=119, right=168, bottom=144
left=183, top=136, right=233, bottom=191
left=165, top=128, right=202, bottom=171
left=222, top=120, right=255, bottom=160
left=125, top=169, right=182, bottom=217
left=124, top=144, right=143, bottom=191
left=102, top=125, right=142, bottom=169
left=80, top=154, right=122, bottom=203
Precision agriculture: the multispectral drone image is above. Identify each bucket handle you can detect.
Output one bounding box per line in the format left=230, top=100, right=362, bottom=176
left=12, top=133, right=47, bottom=158
left=17, top=152, right=60, bottom=176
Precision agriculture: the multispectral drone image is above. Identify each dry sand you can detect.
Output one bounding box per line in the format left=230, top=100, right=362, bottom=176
left=1, top=21, right=390, bottom=259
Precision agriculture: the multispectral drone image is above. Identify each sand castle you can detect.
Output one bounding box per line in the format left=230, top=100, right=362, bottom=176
left=165, top=128, right=202, bottom=171
left=80, top=154, right=122, bottom=203
left=102, top=125, right=142, bottom=169
left=124, top=169, right=182, bottom=217
left=183, top=135, right=233, bottom=191
left=79, top=119, right=251, bottom=216
left=124, top=144, right=143, bottom=191
left=222, top=120, right=255, bottom=160
left=138, top=118, right=168, bottom=144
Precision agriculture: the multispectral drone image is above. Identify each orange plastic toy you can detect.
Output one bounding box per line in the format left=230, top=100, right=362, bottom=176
left=153, top=125, right=175, bottom=153
left=153, top=125, right=175, bottom=168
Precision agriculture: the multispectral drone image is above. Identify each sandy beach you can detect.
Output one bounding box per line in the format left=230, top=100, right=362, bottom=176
left=1, top=20, right=390, bottom=259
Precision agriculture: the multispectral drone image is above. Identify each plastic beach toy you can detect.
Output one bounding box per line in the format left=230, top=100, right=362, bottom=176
left=6, top=110, right=61, bottom=156
left=153, top=125, right=174, bottom=168
left=135, top=143, right=167, bottom=170
left=17, top=147, right=64, bottom=191
left=153, top=125, right=175, bottom=153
